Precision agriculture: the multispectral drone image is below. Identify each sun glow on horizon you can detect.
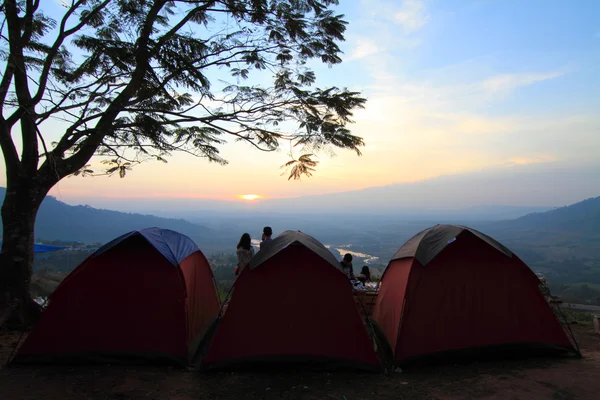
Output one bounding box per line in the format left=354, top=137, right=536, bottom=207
left=238, top=194, right=262, bottom=201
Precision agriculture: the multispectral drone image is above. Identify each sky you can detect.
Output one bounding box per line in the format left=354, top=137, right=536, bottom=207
left=2, top=0, right=600, bottom=211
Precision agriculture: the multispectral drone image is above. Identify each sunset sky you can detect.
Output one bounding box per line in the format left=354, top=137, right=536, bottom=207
left=2, top=0, right=599, bottom=210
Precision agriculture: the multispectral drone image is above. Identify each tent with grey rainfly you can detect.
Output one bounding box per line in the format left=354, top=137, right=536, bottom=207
left=372, top=224, right=580, bottom=366
left=200, top=230, right=382, bottom=371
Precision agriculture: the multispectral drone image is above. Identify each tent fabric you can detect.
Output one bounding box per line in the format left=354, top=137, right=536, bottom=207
left=390, top=224, right=512, bottom=267
left=249, top=230, right=342, bottom=273
left=373, top=226, right=575, bottom=365
left=33, top=243, right=66, bottom=253
left=91, top=227, right=199, bottom=266
left=202, top=235, right=380, bottom=371
left=12, top=229, right=220, bottom=367
left=0, top=242, right=66, bottom=253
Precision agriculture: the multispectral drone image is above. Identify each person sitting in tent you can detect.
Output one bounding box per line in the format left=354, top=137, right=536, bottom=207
left=235, top=233, right=255, bottom=276
left=357, top=266, right=371, bottom=284
left=340, top=253, right=356, bottom=280
left=260, top=226, right=273, bottom=249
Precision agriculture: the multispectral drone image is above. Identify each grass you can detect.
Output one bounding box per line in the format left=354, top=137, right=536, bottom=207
left=29, top=270, right=68, bottom=298
left=560, top=309, right=596, bottom=325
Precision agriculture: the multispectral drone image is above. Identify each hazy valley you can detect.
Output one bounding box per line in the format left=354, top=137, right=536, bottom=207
left=2, top=187, right=599, bottom=305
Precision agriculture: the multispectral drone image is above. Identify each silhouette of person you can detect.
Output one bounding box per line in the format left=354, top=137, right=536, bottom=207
left=340, top=253, right=356, bottom=280
left=260, top=226, right=273, bottom=250
left=357, top=266, right=371, bottom=283
left=235, top=233, right=254, bottom=276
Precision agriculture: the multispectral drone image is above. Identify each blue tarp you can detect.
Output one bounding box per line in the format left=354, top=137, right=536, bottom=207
left=0, top=242, right=66, bottom=253
left=91, top=227, right=199, bottom=266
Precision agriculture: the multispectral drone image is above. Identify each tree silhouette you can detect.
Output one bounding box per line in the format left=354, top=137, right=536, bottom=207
left=0, top=0, right=366, bottom=325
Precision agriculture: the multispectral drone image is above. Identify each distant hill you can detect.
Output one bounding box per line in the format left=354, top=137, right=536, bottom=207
left=503, top=196, right=600, bottom=234
left=0, top=187, right=213, bottom=246
left=479, top=196, right=600, bottom=262
left=489, top=198, right=600, bottom=303
left=235, top=161, right=600, bottom=216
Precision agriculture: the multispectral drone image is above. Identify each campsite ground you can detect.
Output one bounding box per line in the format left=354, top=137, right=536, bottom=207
left=1, top=325, right=599, bottom=400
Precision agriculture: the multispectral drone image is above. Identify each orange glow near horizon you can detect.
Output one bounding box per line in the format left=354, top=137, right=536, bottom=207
left=52, top=190, right=297, bottom=201
left=237, top=194, right=262, bottom=201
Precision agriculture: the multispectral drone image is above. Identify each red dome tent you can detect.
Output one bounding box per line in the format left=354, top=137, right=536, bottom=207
left=12, top=228, right=220, bottom=366
left=201, top=230, right=380, bottom=371
left=372, top=224, right=577, bottom=366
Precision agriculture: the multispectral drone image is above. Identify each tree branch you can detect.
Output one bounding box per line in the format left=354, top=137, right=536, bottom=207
left=4, top=0, right=32, bottom=104
left=155, top=3, right=212, bottom=49
left=0, top=54, right=15, bottom=112
left=0, top=118, right=20, bottom=175
left=20, top=0, right=40, bottom=46
left=57, top=0, right=168, bottom=176
left=202, top=121, right=278, bottom=152
left=32, top=0, right=112, bottom=105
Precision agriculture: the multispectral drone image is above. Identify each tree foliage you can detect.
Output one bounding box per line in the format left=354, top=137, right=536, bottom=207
left=0, top=0, right=367, bottom=183
left=0, top=0, right=367, bottom=325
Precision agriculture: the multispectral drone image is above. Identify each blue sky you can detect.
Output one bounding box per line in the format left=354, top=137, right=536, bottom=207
left=2, top=0, right=599, bottom=209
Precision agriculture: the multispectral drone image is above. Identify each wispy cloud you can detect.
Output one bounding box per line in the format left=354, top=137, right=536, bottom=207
left=480, top=71, right=565, bottom=93
left=346, top=38, right=383, bottom=61
left=393, top=0, right=429, bottom=33
left=332, top=49, right=598, bottom=186
left=506, top=154, right=557, bottom=166
left=364, top=63, right=569, bottom=108
left=345, top=91, right=599, bottom=184
left=363, top=0, right=429, bottom=33
left=353, top=0, right=428, bottom=54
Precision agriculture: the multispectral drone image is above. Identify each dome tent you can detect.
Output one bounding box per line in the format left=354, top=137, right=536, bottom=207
left=373, top=224, right=578, bottom=366
left=13, top=227, right=220, bottom=366
left=201, top=230, right=381, bottom=371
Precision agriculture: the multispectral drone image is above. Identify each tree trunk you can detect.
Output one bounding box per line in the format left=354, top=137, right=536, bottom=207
left=0, top=182, right=47, bottom=328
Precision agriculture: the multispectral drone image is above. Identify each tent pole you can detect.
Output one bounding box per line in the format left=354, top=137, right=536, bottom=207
left=540, top=279, right=581, bottom=357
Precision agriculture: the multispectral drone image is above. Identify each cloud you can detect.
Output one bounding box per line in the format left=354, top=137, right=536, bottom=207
left=506, top=154, right=557, bottom=166
left=363, top=62, right=569, bottom=110
left=331, top=49, right=599, bottom=187
left=354, top=0, right=428, bottom=53
left=393, top=0, right=429, bottom=33
left=340, top=102, right=599, bottom=187
left=352, top=0, right=429, bottom=57
left=361, top=0, right=429, bottom=33
left=346, top=38, right=383, bottom=61
left=481, top=71, right=565, bottom=93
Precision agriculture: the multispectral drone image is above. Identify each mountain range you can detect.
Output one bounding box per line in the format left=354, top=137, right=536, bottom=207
left=0, top=187, right=213, bottom=245
left=249, top=161, right=600, bottom=215
left=56, top=160, right=600, bottom=219
left=3, top=186, right=598, bottom=305
left=1, top=187, right=599, bottom=261
left=480, top=196, right=600, bottom=262
left=498, top=196, right=600, bottom=234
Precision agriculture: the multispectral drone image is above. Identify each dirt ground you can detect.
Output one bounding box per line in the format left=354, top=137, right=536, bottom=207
left=1, top=324, right=599, bottom=400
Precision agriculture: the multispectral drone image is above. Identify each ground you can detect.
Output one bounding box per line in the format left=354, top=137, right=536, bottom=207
left=0, top=325, right=599, bottom=400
